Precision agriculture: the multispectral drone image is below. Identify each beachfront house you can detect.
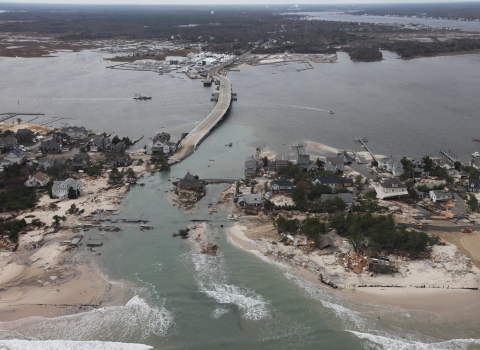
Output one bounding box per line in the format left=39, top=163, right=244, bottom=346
left=237, top=194, right=264, bottom=207
left=245, top=156, right=262, bottom=177
left=25, top=171, right=50, bottom=188
left=106, top=141, right=126, bottom=153
left=323, top=161, right=338, bottom=174
left=339, top=151, right=354, bottom=164
left=0, top=135, right=18, bottom=151
left=378, top=157, right=404, bottom=177
left=429, top=190, right=453, bottom=203
left=60, top=126, right=89, bottom=140
left=152, top=132, right=176, bottom=154
left=270, top=177, right=294, bottom=196
left=178, top=172, right=202, bottom=192
left=1, top=149, right=27, bottom=166
left=88, top=135, right=111, bottom=152
left=325, top=157, right=344, bottom=172
left=267, top=157, right=290, bottom=172
left=373, top=177, right=408, bottom=200
left=467, top=179, right=480, bottom=193
left=51, top=178, right=84, bottom=199
left=296, top=153, right=311, bottom=171
left=72, top=153, right=90, bottom=170
left=40, top=140, right=61, bottom=154
left=437, top=158, right=454, bottom=170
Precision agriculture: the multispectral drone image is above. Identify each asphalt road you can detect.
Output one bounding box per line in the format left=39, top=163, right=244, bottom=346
left=171, top=73, right=231, bottom=162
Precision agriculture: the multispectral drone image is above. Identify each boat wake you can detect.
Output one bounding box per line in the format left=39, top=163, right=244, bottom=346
left=191, top=252, right=271, bottom=321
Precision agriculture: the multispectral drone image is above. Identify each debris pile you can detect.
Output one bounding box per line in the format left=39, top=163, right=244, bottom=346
left=338, top=252, right=369, bottom=274
left=201, top=244, right=219, bottom=255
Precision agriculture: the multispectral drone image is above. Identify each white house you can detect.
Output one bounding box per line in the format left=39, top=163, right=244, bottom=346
left=377, top=157, right=404, bottom=177
left=152, top=138, right=176, bottom=154
left=25, top=171, right=50, bottom=188
left=429, top=190, right=453, bottom=203
left=437, top=158, right=454, bottom=170
left=1, top=150, right=27, bottom=166
left=373, top=177, right=408, bottom=200
left=51, top=178, right=84, bottom=199
left=237, top=194, right=263, bottom=206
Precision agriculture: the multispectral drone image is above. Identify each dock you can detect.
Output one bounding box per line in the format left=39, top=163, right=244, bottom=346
left=355, top=137, right=377, bottom=163
left=440, top=150, right=457, bottom=163
left=0, top=112, right=44, bottom=123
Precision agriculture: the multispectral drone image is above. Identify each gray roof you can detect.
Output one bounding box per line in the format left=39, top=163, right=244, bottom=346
left=8, top=149, right=25, bottom=158
left=271, top=177, right=294, bottom=187
left=326, top=157, right=344, bottom=165
left=318, top=236, right=334, bottom=249
left=319, top=193, right=354, bottom=204
left=297, top=154, right=310, bottom=165
left=430, top=190, right=452, bottom=197
left=238, top=194, right=263, bottom=205
left=377, top=178, right=407, bottom=189
left=41, top=140, right=60, bottom=148
left=178, top=172, right=202, bottom=189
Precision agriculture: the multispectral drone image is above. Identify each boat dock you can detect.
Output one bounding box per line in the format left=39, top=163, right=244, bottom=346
left=440, top=150, right=457, bottom=163
left=355, top=137, right=377, bottom=163
left=0, top=112, right=44, bottom=123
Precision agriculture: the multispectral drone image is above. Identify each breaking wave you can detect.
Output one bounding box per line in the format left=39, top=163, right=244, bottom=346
left=191, top=252, right=271, bottom=321
left=0, top=296, right=173, bottom=343
left=0, top=339, right=152, bottom=350
left=350, top=331, right=480, bottom=350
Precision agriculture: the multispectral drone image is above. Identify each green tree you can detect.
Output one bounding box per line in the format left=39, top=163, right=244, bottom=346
left=17, top=118, right=21, bottom=124
left=262, top=156, right=268, bottom=168
left=52, top=215, right=66, bottom=230
left=467, top=194, right=479, bottom=212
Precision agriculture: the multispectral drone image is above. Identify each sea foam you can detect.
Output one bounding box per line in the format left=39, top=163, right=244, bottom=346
left=350, top=331, right=480, bottom=350
left=0, top=339, right=152, bottom=350
left=0, top=296, right=173, bottom=343
left=191, top=252, right=271, bottom=321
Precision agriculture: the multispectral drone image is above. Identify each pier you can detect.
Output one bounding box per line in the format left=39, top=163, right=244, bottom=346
left=0, top=112, right=44, bottom=123
left=355, top=137, right=377, bottom=163
left=440, top=150, right=457, bottom=163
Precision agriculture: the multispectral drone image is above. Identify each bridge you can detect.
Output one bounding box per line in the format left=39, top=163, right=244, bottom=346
left=170, top=52, right=251, bottom=164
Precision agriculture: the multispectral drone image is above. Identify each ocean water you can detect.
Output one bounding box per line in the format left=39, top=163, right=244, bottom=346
left=1, top=50, right=480, bottom=349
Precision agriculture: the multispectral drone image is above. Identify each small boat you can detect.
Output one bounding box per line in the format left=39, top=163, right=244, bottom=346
left=472, top=152, right=480, bottom=158
left=329, top=110, right=334, bottom=114
left=133, top=93, right=152, bottom=100
left=228, top=214, right=240, bottom=220
left=228, top=142, right=233, bottom=147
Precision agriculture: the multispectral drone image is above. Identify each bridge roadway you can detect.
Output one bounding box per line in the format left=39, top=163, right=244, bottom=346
left=170, top=73, right=232, bottom=163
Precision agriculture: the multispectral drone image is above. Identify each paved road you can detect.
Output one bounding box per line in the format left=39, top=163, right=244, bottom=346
left=170, top=73, right=231, bottom=162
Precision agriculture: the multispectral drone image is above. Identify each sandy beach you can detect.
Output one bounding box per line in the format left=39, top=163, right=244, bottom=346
left=0, top=163, right=148, bottom=321
left=227, top=220, right=480, bottom=314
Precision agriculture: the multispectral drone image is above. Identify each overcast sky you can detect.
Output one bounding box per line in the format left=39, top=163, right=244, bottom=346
left=2, top=0, right=478, bottom=4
